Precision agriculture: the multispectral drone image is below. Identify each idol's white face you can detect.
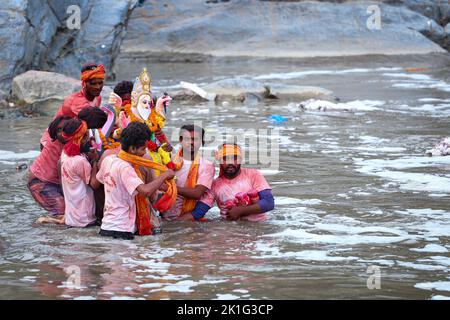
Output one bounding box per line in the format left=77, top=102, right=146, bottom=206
left=137, top=94, right=152, bottom=120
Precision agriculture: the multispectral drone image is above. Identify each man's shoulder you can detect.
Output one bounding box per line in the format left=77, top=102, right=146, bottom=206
left=199, top=157, right=215, bottom=169
left=241, top=167, right=262, bottom=177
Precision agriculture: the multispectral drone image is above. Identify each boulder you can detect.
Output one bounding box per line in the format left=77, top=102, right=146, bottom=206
left=12, top=70, right=80, bottom=105
left=202, top=78, right=269, bottom=98
left=0, top=0, right=137, bottom=93
left=11, top=70, right=112, bottom=114
left=269, top=84, right=334, bottom=100
left=115, top=0, right=446, bottom=75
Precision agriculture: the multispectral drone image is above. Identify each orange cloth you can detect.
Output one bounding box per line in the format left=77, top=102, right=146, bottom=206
left=62, top=121, right=87, bottom=157
left=172, top=149, right=200, bottom=215
left=215, top=144, right=242, bottom=160
left=117, top=150, right=177, bottom=235
left=80, top=64, right=105, bottom=82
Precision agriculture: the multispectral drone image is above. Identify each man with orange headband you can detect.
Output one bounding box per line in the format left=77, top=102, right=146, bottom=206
left=40, top=63, right=105, bottom=148
left=191, top=143, right=275, bottom=222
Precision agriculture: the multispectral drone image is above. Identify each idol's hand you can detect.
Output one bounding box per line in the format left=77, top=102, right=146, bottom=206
left=155, top=96, right=172, bottom=111
left=118, top=111, right=131, bottom=129
left=108, top=92, right=122, bottom=108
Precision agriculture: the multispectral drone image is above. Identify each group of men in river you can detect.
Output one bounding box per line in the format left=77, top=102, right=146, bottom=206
left=27, top=63, right=275, bottom=240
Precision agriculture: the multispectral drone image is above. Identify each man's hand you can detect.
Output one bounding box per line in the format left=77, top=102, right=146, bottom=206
left=226, top=206, right=243, bottom=221
left=175, top=213, right=195, bottom=222
left=162, top=143, right=173, bottom=152
left=159, top=183, right=169, bottom=192
left=162, top=169, right=175, bottom=180
left=87, top=149, right=99, bottom=162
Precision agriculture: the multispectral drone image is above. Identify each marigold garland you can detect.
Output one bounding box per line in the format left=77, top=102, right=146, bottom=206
left=98, top=129, right=120, bottom=150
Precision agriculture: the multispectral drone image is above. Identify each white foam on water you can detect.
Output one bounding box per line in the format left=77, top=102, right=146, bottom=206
left=383, top=73, right=432, bottom=81
left=351, top=146, right=406, bottom=153
left=431, top=295, right=450, bottom=300
left=233, top=289, right=249, bottom=294
left=259, top=169, right=284, bottom=175
left=419, top=98, right=450, bottom=103
left=275, top=197, right=321, bottom=206
left=415, top=281, right=450, bottom=292
left=410, top=244, right=448, bottom=253
left=389, top=78, right=450, bottom=93
left=215, top=294, right=240, bottom=300
left=254, top=67, right=401, bottom=80
left=427, top=256, right=450, bottom=267
left=254, top=241, right=358, bottom=261
left=111, top=296, right=144, bottom=300
left=266, top=226, right=411, bottom=245
left=0, top=150, right=40, bottom=161
left=396, top=261, right=447, bottom=271
left=151, top=279, right=227, bottom=293
left=299, top=99, right=384, bottom=112
left=73, top=296, right=96, bottom=300
left=354, top=156, right=450, bottom=193
left=358, top=136, right=390, bottom=144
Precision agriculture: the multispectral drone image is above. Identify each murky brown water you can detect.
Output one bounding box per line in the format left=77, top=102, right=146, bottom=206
left=0, top=54, right=449, bottom=300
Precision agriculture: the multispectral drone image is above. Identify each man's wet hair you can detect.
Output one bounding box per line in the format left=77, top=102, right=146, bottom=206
left=81, top=63, right=98, bottom=73
left=179, top=124, right=205, bottom=145
left=121, top=122, right=152, bottom=152
left=48, top=115, right=72, bottom=141
left=63, top=118, right=83, bottom=136
left=113, top=81, right=133, bottom=99
left=78, top=107, right=107, bottom=129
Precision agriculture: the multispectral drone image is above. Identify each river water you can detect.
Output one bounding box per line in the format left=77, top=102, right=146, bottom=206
left=0, top=54, right=449, bottom=300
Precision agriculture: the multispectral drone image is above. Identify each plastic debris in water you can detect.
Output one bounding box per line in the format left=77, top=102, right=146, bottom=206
left=268, top=114, right=288, bottom=124
left=16, top=163, right=28, bottom=171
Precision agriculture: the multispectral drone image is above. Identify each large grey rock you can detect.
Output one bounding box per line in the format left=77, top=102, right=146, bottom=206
left=269, top=84, right=334, bottom=100
left=202, top=79, right=269, bottom=97
left=12, top=70, right=80, bottom=105
left=116, top=0, right=446, bottom=71
left=11, top=70, right=112, bottom=114
left=44, top=0, right=138, bottom=78
left=0, top=0, right=137, bottom=93
left=174, top=78, right=334, bottom=102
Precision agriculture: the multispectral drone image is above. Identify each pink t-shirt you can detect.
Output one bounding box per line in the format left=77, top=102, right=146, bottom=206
left=30, top=139, right=64, bottom=184
left=60, top=152, right=96, bottom=227
left=200, top=168, right=271, bottom=222
left=97, top=155, right=143, bottom=233
left=40, top=90, right=101, bottom=147
left=55, top=90, right=101, bottom=118
left=164, top=157, right=215, bottom=221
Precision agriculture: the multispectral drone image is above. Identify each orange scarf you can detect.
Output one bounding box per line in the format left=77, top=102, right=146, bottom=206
left=117, top=150, right=177, bottom=235
left=80, top=64, right=105, bottom=82
left=172, top=149, right=201, bottom=215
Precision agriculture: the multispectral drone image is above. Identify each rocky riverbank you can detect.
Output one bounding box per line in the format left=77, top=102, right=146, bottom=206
left=1, top=0, right=449, bottom=107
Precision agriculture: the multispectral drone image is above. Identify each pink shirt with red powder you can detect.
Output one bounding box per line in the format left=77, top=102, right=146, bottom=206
left=40, top=90, right=101, bottom=147
left=96, top=155, right=143, bottom=233
left=30, top=139, right=64, bottom=185
left=163, top=157, right=215, bottom=221
left=200, top=168, right=271, bottom=222
left=60, top=152, right=96, bottom=227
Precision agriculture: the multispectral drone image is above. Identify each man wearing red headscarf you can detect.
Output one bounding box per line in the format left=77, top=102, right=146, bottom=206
left=40, top=63, right=105, bottom=148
